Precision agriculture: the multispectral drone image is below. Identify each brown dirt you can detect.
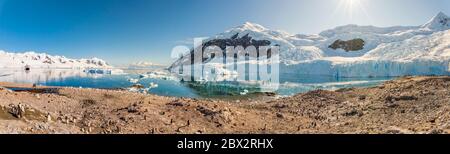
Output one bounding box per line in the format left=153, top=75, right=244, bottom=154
left=0, top=76, right=449, bottom=134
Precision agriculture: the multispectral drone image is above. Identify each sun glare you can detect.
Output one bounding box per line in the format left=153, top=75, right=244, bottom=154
left=333, top=0, right=371, bottom=23
left=346, top=0, right=356, bottom=8
left=344, top=0, right=359, bottom=19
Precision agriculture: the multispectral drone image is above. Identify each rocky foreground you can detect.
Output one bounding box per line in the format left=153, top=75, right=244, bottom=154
left=0, top=76, right=449, bottom=134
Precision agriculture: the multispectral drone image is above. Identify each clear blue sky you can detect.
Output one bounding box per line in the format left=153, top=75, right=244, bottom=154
left=0, top=0, right=449, bottom=65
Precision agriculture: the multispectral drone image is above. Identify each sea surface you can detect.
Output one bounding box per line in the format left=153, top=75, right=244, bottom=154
left=0, top=69, right=394, bottom=98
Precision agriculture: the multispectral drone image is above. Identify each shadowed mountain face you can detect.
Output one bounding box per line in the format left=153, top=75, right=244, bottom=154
left=202, top=33, right=271, bottom=51
left=199, top=33, right=272, bottom=62
left=328, top=39, right=365, bottom=52
left=170, top=33, right=273, bottom=69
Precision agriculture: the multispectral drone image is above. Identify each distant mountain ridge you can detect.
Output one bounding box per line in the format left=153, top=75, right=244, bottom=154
left=0, top=50, right=111, bottom=69
left=125, top=61, right=166, bottom=69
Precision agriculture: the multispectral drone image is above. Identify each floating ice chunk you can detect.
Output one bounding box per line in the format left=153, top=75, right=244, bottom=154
left=240, top=89, right=249, bottom=95
left=149, top=82, right=158, bottom=88
left=127, top=78, right=139, bottom=84
left=139, top=71, right=178, bottom=81
left=138, top=74, right=148, bottom=79
left=84, top=68, right=116, bottom=75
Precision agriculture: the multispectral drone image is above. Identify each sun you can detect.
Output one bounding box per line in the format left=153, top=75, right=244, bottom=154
left=346, top=0, right=358, bottom=6
left=346, top=0, right=360, bottom=11
left=333, top=0, right=370, bottom=21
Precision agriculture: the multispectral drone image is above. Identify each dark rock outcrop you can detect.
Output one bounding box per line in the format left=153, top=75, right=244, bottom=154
left=329, top=38, right=365, bottom=52
left=169, top=33, right=272, bottom=70
left=202, top=33, right=271, bottom=51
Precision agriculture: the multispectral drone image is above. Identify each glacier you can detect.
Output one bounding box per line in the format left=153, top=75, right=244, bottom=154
left=169, top=12, right=450, bottom=78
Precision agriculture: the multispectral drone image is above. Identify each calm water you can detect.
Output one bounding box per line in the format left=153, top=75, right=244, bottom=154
left=0, top=69, right=394, bottom=98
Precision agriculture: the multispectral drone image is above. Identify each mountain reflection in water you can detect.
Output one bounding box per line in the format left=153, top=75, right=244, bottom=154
left=0, top=69, right=394, bottom=98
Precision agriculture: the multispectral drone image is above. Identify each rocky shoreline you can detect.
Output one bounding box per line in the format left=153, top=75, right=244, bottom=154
left=0, top=76, right=449, bottom=134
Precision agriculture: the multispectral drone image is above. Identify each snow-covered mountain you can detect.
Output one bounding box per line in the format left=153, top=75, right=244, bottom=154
left=0, top=50, right=112, bottom=69
left=126, top=61, right=165, bottom=69
left=169, top=12, right=450, bottom=78
left=422, top=12, right=450, bottom=31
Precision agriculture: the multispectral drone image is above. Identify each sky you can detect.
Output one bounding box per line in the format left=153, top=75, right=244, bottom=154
left=0, top=0, right=449, bottom=65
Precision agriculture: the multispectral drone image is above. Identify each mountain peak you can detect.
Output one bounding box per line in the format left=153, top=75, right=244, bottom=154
left=235, top=22, right=267, bottom=32
left=436, top=11, right=448, bottom=18
left=422, top=12, right=449, bottom=30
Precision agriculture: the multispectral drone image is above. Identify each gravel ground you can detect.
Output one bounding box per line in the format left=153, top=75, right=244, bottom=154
left=0, top=76, right=449, bottom=134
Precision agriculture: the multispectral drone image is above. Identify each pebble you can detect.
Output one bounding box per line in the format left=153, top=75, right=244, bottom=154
left=276, top=113, right=284, bottom=118
left=46, top=113, right=52, bottom=122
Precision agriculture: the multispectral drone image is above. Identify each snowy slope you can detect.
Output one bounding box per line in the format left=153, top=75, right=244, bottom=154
left=211, top=22, right=298, bottom=53
left=169, top=12, right=450, bottom=77
left=363, top=30, right=450, bottom=61
left=422, top=12, right=450, bottom=31
left=0, top=50, right=112, bottom=69
left=287, top=28, right=450, bottom=77
left=169, top=12, right=450, bottom=78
